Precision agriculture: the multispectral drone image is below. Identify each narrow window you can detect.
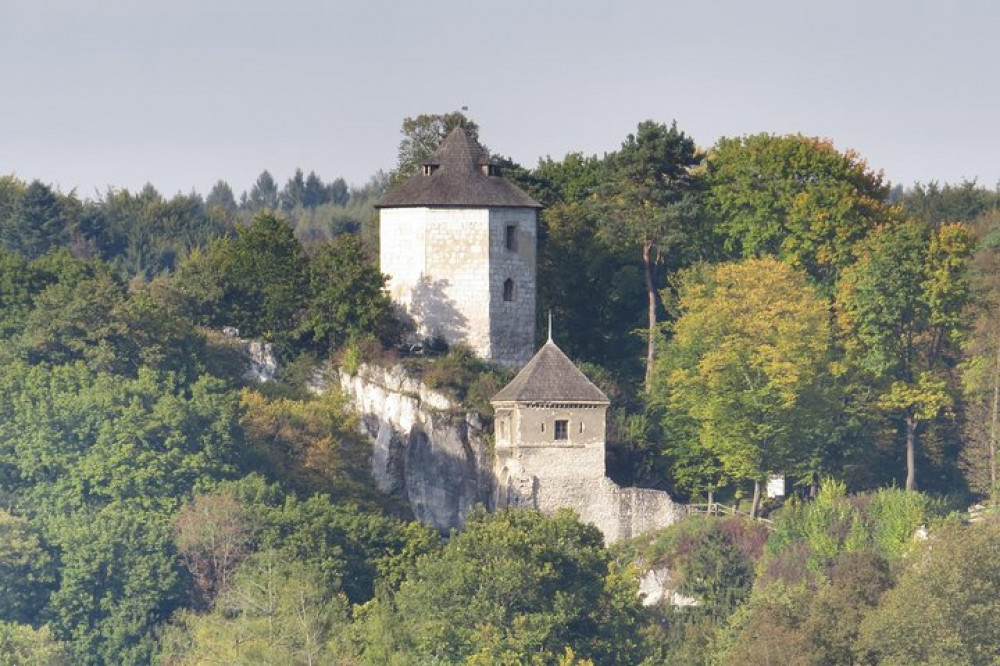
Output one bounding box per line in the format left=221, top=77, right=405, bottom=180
left=579, top=422, right=584, bottom=433
left=554, top=419, right=568, bottom=441
left=503, top=278, right=516, bottom=302
left=505, top=224, right=518, bottom=251
left=541, top=422, right=545, bottom=433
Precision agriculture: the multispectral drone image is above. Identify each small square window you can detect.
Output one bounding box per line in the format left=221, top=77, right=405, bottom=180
left=554, top=419, right=568, bottom=441
left=505, top=225, right=518, bottom=251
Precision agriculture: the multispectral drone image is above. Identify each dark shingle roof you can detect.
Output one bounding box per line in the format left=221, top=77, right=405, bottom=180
left=376, top=127, right=542, bottom=209
left=492, top=341, right=609, bottom=404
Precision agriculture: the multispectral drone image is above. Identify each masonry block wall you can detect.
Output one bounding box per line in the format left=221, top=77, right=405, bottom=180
left=380, top=206, right=536, bottom=367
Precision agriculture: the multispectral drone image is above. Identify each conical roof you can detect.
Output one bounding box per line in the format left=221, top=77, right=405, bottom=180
left=492, top=340, right=609, bottom=404
left=377, top=127, right=542, bottom=209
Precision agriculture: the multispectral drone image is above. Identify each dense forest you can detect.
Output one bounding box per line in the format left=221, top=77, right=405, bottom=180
left=2, top=112, right=1000, bottom=664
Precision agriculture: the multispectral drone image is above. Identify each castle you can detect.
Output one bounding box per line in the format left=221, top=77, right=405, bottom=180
left=375, top=127, right=680, bottom=541
left=376, top=127, right=539, bottom=367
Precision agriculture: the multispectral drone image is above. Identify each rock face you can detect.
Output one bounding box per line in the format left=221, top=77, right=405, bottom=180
left=338, top=364, right=493, bottom=532
left=638, top=565, right=698, bottom=608
left=220, top=327, right=279, bottom=383
left=337, top=358, right=682, bottom=542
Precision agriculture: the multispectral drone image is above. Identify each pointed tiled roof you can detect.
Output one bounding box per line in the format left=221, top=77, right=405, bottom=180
left=376, top=127, right=542, bottom=209
left=491, top=341, right=609, bottom=404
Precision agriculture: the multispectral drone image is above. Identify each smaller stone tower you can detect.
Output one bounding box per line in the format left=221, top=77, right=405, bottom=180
left=376, top=128, right=541, bottom=367
left=491, top=337, right=611, bottom=509
left=491, top=337, right=683, bottom=542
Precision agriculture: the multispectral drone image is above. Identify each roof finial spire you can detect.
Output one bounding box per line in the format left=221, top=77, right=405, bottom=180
left=547, top=311, right=553, bottom=343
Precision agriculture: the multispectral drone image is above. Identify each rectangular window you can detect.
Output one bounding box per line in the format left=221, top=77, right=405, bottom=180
left=554, top=419, right=568, bottom=441
left=505, top=224, right=518, bottom=251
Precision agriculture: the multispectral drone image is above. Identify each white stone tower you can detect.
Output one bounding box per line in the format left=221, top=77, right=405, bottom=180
left=376, top=128, right=541, bottom=367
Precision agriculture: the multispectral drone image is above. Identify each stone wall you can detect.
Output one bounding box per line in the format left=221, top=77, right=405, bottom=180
left=379, top=206, right=536, bottom=367
left=498, top=469, right=683, bottom=543
left=487, top=208, right=537, bottom=367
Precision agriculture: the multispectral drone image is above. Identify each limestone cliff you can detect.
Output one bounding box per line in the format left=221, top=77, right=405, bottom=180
left=337, top=364, right=493, bottom=532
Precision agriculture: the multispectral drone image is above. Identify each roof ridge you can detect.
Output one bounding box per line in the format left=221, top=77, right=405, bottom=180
left=377, top=127, right=541, bottom=209
left=491, top=340, right=609, bottom=404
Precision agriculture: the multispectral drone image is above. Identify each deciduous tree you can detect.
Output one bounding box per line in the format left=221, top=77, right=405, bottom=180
left=358, top=508, right=649, bottom=664
left=395, top=111, right=481, bottom=179
left=837, top=221, right=974, bottom=489
left=653, top=258, right=838, bottom=511
left=703, top=133, right=895, bottom=290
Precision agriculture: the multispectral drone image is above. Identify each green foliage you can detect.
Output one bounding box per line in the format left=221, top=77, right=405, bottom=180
left=598, top=120, right=703, bottom=388
left=89, top=186, right=225, bottom=279
left=199, top=476, right=437, bottom=605
left=0, top=180, right=72, bottom=261
left=714, top=581, right=815, bottom=666
left=395, top=111, right=481, bottom=180
left=631, top=515, right=767, bottom=621
left=763, top=482, right=929, bottom=579
left=959, top=208, right=1000, bottom=497
left=44, top=503, right=180, bottom=665
left=174, top=211, right=307, bottom=352
left=357, top=508, right=649, bottom=665
left=417, top=344, right=513, bottom=419
left=899, top=179, right=1000, bottom=228
left=837, top=220, right=974, bottom=489
left=0, top=363, right=240, bottom=515
left=0, top=361, right=244, bottom=661
left=160, top=550, right=354, bottom=666
left=223, top=212, right=308, bottom=346
left=703, top=133, right=894, bottom=290
left=0, top=252, right=208, bottom=379
left=0, top=512, right=56, bottom=625
left=0, top=248, right=44, bottom=340
left=0, top=622, right=70, bottom=666
left=857, top=518, right=1000, bottom=665
left=715, top=549, right=892, bottom=666
left=538, top=200, right=645, bottom=380
left=652, top=258, right=839, bottom=495
left=245, top=171, right=279, bottom=211
left=802, top=550, right=892, bottom=666
left=298, top=233, right=395, bottom=353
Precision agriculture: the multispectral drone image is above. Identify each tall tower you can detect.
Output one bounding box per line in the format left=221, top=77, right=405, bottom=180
left=376, top=128, right=541, bottom=367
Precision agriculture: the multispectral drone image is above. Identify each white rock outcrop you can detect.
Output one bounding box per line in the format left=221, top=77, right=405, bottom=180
left=338, top=364, right=493, bottom=531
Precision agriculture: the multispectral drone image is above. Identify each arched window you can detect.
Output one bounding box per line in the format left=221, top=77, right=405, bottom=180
left=503, top=278, right=516, bottom=302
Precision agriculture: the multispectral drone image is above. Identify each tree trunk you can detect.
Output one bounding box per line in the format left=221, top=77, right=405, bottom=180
left=751, top=480, right=762, bottom=518
left=990, top=335, right=1000, bottom=494
left=642, top=240, right=657, bottom=392
left=905, top=415, right=918, bottom=491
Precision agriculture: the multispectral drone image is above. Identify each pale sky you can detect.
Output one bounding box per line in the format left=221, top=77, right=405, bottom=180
left=2, top=0, right=998, bottom=200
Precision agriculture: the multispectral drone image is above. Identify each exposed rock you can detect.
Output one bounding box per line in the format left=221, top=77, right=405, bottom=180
left=338, top=363, right=492, bottom=532
left=638, top=565, right=698, bottom=608
left=218, top=327, right=279, bottom=383
left=244, top=341, right=278, bottom=383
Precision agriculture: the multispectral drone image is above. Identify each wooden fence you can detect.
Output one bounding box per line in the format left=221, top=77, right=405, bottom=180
left=687, top=502, right=775, bottom=528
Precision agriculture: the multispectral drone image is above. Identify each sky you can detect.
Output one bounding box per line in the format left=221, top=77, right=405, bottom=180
left=2, top=0, right=998, bottom=200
